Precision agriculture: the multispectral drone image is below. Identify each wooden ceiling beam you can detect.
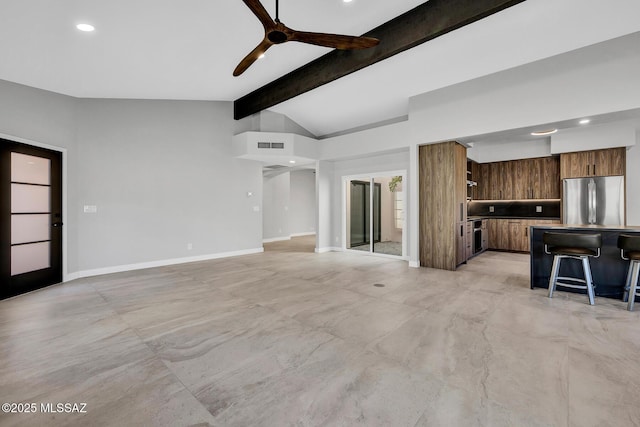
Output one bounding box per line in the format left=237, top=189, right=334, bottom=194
left=234, top=0, right=527, bottom=120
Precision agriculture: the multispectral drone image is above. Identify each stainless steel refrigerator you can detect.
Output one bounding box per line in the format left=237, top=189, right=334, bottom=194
left=563, top=176, right=625, bottom=225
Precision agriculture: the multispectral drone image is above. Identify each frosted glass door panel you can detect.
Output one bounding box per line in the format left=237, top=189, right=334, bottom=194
left=11, top=152, right=50, bottom=185
left=11, top=184, right=50, bottom=213
left=11, top=242, right=50, bottom=276
left=11, top=214, right=50, bottom=244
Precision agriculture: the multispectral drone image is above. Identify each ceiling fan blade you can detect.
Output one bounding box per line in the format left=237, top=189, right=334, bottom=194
left=241, top=0, right=275, bottom=29
left=289, top=30, right=379, bottom=50
left=233, top=39, right=273, bottom=76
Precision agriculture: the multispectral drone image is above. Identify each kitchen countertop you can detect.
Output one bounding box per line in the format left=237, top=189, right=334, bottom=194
left=467, top=216, right=561, bottom=220
left=531, top=224, right=640, bottom=231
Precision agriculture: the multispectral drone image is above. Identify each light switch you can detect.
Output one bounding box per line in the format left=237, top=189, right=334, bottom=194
left=489, top=206, right=495, bottom=213
left=83, top=205, right=97, bottom=213
left=536, top=206, right=543, bottom=213
left=253, top=206, right=260, bottom=212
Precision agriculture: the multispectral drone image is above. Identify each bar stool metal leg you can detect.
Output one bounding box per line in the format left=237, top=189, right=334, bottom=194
left=623, top=263, right=633, bottom=302
left=628, top=261, right=640, bottom=311
left=548, top=255, right=561, bottom=298
left=582, top=257, right=596, bottom=306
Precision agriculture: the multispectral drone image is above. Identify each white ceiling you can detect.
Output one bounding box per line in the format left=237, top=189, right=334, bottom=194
left=1, top=0, right=640, bottom=137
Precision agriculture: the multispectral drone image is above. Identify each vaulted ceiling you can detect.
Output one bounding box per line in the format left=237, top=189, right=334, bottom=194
left=1, top=0, right=640, bottom=137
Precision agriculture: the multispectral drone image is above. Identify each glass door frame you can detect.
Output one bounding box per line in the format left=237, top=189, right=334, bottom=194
left=341, top=170, right=407, bottom=260
left=1, top=134, right=68, bottom=295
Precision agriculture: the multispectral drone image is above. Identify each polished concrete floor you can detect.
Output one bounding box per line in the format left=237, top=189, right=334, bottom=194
left=1, top=236, right=639, bottom=426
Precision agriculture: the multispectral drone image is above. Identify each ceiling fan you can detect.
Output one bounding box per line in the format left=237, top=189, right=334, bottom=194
left=234, top=0, right=380, bottom=76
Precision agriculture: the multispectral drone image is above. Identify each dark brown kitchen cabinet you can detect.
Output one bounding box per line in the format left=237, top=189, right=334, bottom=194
left=477, top=163, right=491, bottom=200
left=488, top=218, right=561, bottom=252
left=560, top=147, right=626, bottom=179
left=474, top=156, right=560, bottom=200
left=540, top=157, right=561, bottom=198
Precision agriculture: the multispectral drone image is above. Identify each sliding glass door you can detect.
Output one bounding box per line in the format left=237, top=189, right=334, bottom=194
left=346, top=173, right=404, bottom=257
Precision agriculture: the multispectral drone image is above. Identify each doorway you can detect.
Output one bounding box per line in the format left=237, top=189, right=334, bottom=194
left=1, top=138, right=63, bottom=299
left=344, top=172, right=405, bottom=258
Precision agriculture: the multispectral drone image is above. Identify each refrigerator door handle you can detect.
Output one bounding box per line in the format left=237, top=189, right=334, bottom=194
left=588, top=178, right=596, bottom=224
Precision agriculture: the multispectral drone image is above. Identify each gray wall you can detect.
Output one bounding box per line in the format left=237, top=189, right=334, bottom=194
left=262, top=169, right=316, bottom=241
left=74, top=99, right=263, bottom=271
left=0, top=80, right=264, bottom=275
left=289, top=169, right=316, bottom=235
left=262, top=172, right=290, bottom=241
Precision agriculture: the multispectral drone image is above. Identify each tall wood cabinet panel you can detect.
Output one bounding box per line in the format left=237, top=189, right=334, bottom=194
left=419, top=141, right=467, bottom=270
left=560, top=147, right=626, bottom=179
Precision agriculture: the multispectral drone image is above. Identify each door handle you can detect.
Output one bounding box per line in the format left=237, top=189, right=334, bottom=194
left=593, top=164, right=596, bottom=176
left=587, top=164, right=590, bottom=176
left=52, top=222, right=64, bottom=227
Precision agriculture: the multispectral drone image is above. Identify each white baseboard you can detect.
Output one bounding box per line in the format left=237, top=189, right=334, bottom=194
left=65, top=247, right=264, bottom=281
left=263, top=233, right=316, bottom=243
left=290, top=232, right=316, bottom=237
left=409, top=260, right=420, bottom=268
left=315, top=246, right=342, bottom=253
left=262, top=236, right=291, bottom=243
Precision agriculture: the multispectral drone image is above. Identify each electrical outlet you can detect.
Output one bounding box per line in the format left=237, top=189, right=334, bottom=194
left=536, top=206, right=543, bottom=213
left=187, top=243, right=193, bottom=250
left=489, top=206, right=495, bottom=213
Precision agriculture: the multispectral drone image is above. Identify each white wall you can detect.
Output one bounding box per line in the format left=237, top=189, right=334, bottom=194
left=316, top=160, right=334, bottom=252
left=407, top=31, right=640, bottom=242
left=468, top=138, right=552, bottom=163
left=262, top=172, right=291, bottom=241
left=626, top=132, right=640, bottom=225
left=330, top=151, right=409, bottom=253
left=409, top=32, right=640, bottom=145
left=289, top=170, right=316, bottom=236
left=0, top=79, right=265, bottom=277
left=550, top=121, right=637, bottom=153
left=320, top=120, right=410, bottom=161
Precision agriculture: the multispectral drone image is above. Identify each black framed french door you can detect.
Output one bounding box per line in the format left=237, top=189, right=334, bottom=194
left=1, top=138, right=63, bottom=299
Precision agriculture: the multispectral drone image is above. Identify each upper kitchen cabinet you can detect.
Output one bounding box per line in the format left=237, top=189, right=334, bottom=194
left=560, top=147, right=626, bottom=179
left=540, top=157, right=561, bottom=199
left=419, top=141, right=467, bottom=270
left=474, top=156, right=560, bottom=200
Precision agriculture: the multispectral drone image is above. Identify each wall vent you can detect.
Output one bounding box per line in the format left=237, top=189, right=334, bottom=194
left=257, top=142, right=285, bottom=149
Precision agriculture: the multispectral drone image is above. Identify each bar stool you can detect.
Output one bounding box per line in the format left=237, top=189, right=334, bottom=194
left=543, top=232, right=602, bottom=305
left=617, top=234, right=640, bottom=311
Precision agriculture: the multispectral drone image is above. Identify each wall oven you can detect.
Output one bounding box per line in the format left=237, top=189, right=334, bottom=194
left=473, top=220, right=483, bottom=254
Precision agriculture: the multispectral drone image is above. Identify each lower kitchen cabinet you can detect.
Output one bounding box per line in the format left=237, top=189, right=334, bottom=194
left=488, top=219, right=561, bottom=252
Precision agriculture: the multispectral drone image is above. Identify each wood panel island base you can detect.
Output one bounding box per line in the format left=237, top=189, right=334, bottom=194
left=530, top=225, right=640, bottom=300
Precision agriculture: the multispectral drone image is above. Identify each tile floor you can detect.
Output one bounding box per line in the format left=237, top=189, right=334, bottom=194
left=1, top=236, right=639, bottom=426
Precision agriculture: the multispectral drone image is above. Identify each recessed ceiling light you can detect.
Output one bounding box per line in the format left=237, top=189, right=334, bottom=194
left=579, top=119, right=591, bottom=125
left=289, top=160, right=296, bottom=164
left=258, top=53, right=265, bottom=59
left=343, top=0, right=353, bottom=3
left=531, top=129, right=558, bottom=136
left=76, top=24, right=95, bottom=32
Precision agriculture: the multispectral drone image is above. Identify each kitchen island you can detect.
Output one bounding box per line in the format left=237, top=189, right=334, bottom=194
left=530, top=224, right=640, bottom=299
